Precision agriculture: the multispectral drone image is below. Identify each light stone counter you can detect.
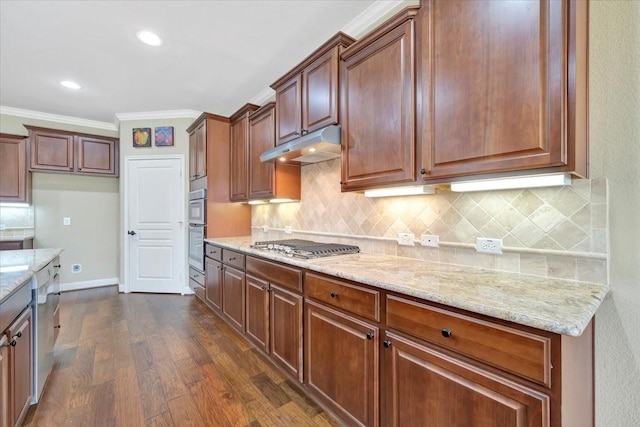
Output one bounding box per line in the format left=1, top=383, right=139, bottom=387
left=205, top=236, right=608, bottom=337
left=0, top=248, right=63, bottom=302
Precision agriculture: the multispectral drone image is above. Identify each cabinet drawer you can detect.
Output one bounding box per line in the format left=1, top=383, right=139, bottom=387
left=386, top=295, right=552, bottom=386
left=222, top=249, right=245, bottom=270
left=205, top=244, right=222, bottom=261
left=189, top=279, right=205, bottom=300
left=305, top=273, right=380, bottom=322
left=246, top=256, right=302, bottom=292
left=189, top=267, right=205, bottom=286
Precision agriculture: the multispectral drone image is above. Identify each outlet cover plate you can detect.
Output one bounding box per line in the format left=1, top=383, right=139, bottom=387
left=284, top=226, right=292, bottom=234
left=420, top=234, right=439, bottom=247
left=475, top=238, right=503, bottom=255
left=397, top=233, right=415, bottom=246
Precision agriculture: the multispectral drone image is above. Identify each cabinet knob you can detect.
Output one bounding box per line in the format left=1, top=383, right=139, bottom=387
left=9, top=340, right=17, bottom=347
left=330, top=291, right=338, bottom=298
left=301, top=129, right=308, bottom=135
left=441, top=328, right=453, bottom=338
left=260, top=285, right=267, bottom=291
left=366, top=332, right=374, bottom=340
left=383, top=340, right=392, bottom=348
left=420, top=168, right=427, bottom=175
left=13, top=331, right=22, bottom=339
left=294, top=131, right=300, bottom=136
left=339, top=181, right=344, bottom=185
left=54, top=325, right=61, bottom=329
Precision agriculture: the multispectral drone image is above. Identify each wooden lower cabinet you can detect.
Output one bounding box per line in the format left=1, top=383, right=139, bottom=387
left=270, top=285, right=302, bottom=382
left=222, top=266, right=245, bottom=333
left=304, top=299, right=379, bottom=427
left=6, top=308, right=33, bottom=427
left=245, top=275, right=270, bottom=353
left=0, top=334, right=9, bottom=427
left=382, top=331, right=549, bottom=427
left=205, top=257, right=223, bottom=313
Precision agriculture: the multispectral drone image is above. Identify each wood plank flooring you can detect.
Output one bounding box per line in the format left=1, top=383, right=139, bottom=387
left=23, top=286, right=343, bottom=427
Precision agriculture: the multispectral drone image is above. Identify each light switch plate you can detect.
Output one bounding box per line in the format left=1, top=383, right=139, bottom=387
left=63, top=217, right=71, bottom=226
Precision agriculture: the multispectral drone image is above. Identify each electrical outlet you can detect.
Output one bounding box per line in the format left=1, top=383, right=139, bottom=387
left=284, top=226, right=292, bottom=234
left=475, top=238, right=503, bottom=254
left=261, top=225, right=269, bottom=232
left=63, top=217, right=71, bottom=226
left=420, top=234, right=439, bottom=247
left=397, top=233, right=415, bottom=246
left=71, top=263, right=82, bottom=273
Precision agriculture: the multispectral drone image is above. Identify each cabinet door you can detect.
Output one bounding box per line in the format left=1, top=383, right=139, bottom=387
left=245, top=275, right=270, bottom=353
left=7, top=308, right=32, bottom=427
left=420, top=0, right=567, bottom=179
left=302, top=48, right=339, bottom=134
left=340, top=17, right=416, bottom=191
left=305, top=300, right=378, bottom=427
left=230, top=117, right=250, bottom=202
left=0, top=335, right=9, bottom=427
left=0, top=134, right=29, bottom=203
left=188, top=130, right=197, bottom=181
left=222, top=266, right=245, bottom=332
left=195, top=120, right=207, bottom=179
left=28, top=129, right=74, bottom=172
left=249, top=105, right=276, bottom=199
left=205, top=257, right=223, bottom=312
left=270, top=285, right=302, bottom=382
left=275, top=74, right=302, bottom=145
left=382, top=331, right=549, bottom=427
left=77, top=135, right=117, bottom=176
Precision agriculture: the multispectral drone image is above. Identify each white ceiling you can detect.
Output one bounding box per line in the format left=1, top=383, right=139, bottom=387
left=0, top=0, right=407, bottom=126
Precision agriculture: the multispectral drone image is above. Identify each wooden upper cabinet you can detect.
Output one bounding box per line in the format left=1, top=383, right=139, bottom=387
left=187, top=119, right=207, bottom=181
left=340, top=8, right=418, bottom=192
left=248, top=103, right=301, bottom=201
left=418, top=0, right=588, bottom=180
left=0, top=134, right=30, bottom=203
left=271, top=32, right=355, bottom=146
left=229, top=103, right=260, bottom=202
left=26, top=126, right=119, bottom=177
left=77, top=135, right=117, bottom=175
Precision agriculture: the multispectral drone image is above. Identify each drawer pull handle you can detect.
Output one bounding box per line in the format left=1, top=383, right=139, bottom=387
left=366, top=332, right=374, bottom=340
left=54, top=325, right=61, bottom=329
left=54, top=264, right=61, bottom=268
left=228, top=257, right=236, bottom=261
left=441, top=328, right=453, bottom=338
left=9, top=340, right=17, bottom=347
left=330, top=292, right=338, bottom=298
left=54, top=292, right=62, bottom=296
left=12, top=331, right=22, bottom=339
left=383, top=340, right=392, bottom=348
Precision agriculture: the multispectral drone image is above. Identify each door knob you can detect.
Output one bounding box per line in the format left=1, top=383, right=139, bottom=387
left=128, top=230, right=137, bottom=236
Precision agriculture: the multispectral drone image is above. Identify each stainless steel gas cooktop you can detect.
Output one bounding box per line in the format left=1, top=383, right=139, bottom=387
left=250, top=239, right=360, bottom=259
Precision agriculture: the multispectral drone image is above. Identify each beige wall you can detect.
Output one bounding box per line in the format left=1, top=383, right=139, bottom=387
left=0, top=113, right=120, bottom=286
left=117, top=117, right=194, bottom=289
left=589, top=2, right=640, bottom=425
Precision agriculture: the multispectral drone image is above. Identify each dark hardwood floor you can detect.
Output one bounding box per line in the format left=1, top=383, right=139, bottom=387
left=23, top=286, right=342, bottom=427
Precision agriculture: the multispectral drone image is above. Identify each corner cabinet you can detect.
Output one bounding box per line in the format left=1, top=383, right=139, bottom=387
left=229, top=104, right=260, bottom=202
left=248, top=103, right=301, bottom=201
left=26, top=126, right=119, bottom=177
left=340, top=8, right=418, bottom=192
left=0, top=133, right=30, bottom=203
left=417, top=0, right=588, bottom=180
left=271, top=32, right=355, bottom=146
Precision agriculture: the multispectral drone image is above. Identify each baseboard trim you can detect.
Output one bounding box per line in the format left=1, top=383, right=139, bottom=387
left=60, top=277, right=119, bottom=293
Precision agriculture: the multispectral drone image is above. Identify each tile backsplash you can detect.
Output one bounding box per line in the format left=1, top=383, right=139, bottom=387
left=0, top=204, right=35, bottom=239
left=252, top=159, right=608, bottom=284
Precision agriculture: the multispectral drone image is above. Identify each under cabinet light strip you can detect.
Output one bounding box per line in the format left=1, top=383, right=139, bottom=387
left=450, top=173, right=572, bottom=192
left=364, top=185, right=436, bottom=198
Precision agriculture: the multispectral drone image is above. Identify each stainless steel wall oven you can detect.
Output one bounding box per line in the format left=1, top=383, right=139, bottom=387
left=188, top=189, right=206, bottom=272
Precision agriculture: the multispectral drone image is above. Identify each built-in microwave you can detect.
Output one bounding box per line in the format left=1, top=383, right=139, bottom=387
left=188, top=189, right=206, bottom=225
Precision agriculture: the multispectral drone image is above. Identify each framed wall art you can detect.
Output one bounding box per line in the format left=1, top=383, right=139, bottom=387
left=154, top=126, right=174, bottom=147
left=132, top=128, right=151, bottom=147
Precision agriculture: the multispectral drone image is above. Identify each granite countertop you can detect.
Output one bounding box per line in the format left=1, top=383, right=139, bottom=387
left=205, top=236, right=609, bottom=337
left=0, top=248, right=64, bottom=303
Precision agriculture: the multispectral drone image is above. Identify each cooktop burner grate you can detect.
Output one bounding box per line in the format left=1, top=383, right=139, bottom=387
left=250, top=239, right=360, bottom=259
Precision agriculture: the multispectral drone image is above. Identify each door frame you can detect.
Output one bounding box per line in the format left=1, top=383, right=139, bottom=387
left=122, top=154, right=188, bottom=294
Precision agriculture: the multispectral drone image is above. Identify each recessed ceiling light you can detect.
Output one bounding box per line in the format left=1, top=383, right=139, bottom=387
left=59, top=80, right=81, bottom=90
left=136, top=30, right=163, bottom=46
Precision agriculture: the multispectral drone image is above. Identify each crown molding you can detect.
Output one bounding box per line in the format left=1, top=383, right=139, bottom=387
left=114, top=109, right=202, bottom=126
left=249, top=87, right=276, bottom=107
left=342, top=0, right=416, bottom=39
left=0, top=106, right=118, bottom=131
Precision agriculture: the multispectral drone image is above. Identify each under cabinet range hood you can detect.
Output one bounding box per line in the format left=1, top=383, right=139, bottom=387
left=260, top=125, right=341, bottom=165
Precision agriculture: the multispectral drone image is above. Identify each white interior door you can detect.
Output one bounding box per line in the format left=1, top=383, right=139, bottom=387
left=127, top=157, right=184, bottom=293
